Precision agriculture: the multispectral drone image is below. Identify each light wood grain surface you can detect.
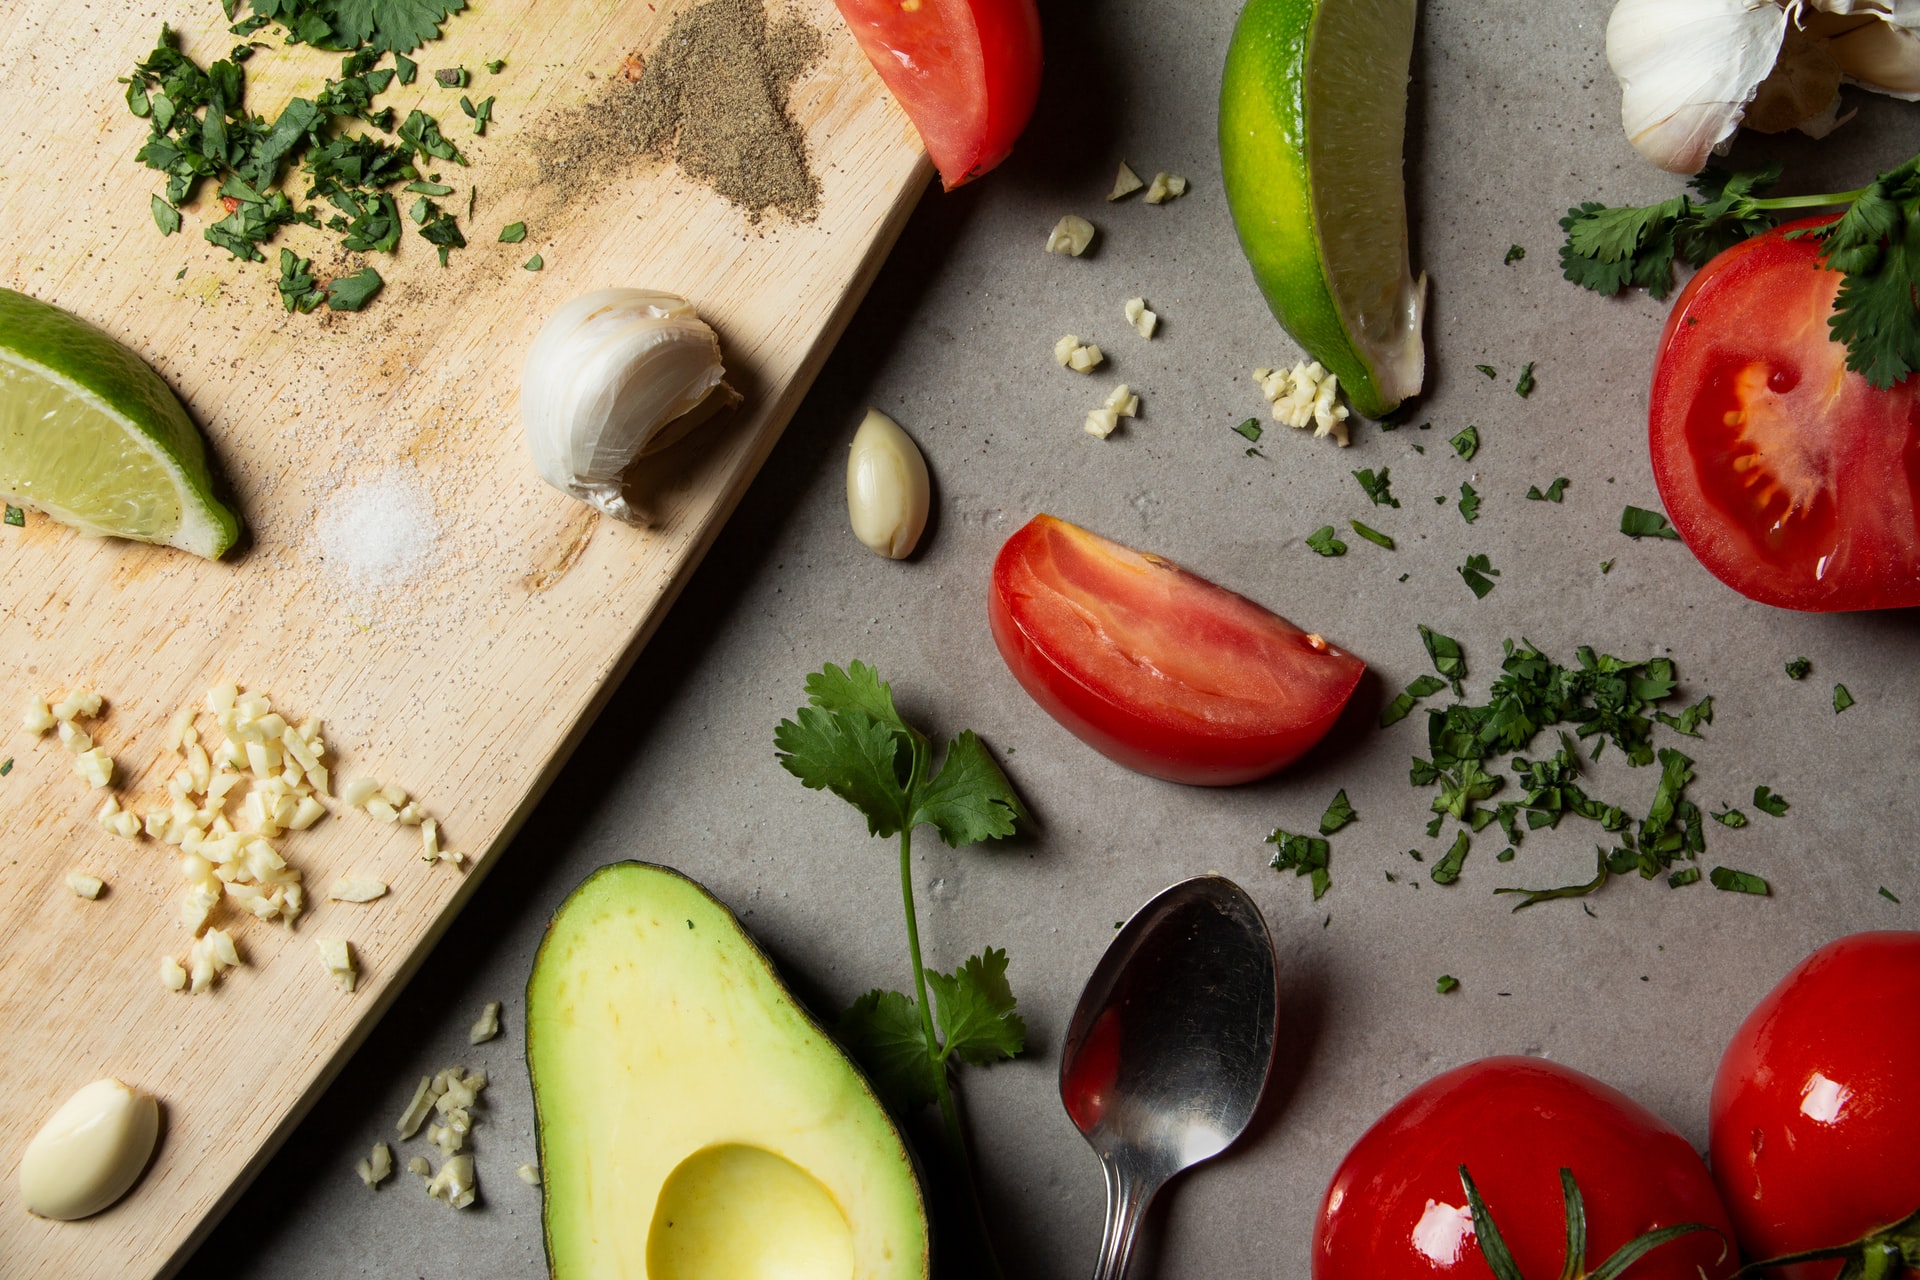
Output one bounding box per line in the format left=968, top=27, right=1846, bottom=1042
left=0, top=1, right=929, bottom=1274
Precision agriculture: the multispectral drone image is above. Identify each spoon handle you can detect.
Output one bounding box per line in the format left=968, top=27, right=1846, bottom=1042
left=1091, top=1159, right=1158, bottom=1280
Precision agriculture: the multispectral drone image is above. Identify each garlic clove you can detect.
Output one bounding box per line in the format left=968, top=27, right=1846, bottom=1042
left=20, top=1079, right=161, bottom=1220
left=846, top=409, right=930, bottom=560
left=1817, top=5, right=1920, bottom=97
left=1606, top=0, right=1792, bottom=174
left=520, top=290, right=730, bottom=523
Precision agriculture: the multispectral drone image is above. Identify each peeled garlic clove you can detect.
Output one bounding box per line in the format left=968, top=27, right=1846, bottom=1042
left=1819, top=5, right=1920, bottom=97
left=520, top=289, right=730, bottom=523
left=846, top=409, right=930, bottom=559
left=1606, top=0, right=1791, bottom=174
left=20, top=1079, right=160, bottom=1220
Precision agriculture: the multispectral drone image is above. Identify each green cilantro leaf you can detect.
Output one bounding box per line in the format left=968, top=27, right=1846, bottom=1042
left=1620, top=505, right=1681, bottom=540
left=1833, top=683, right=1856, bottom=713
left=151, top=195, right=182, bottom=235
left=1527, top=477, right=1570, bottom=503
left=1514, top=362, right=1536, bottom=398
left=1450, top=425, right=1480, bottom=460
left=1436, top=974, right=1461, bottom=994
left=485, top=58, right=504, bottom=73
left=1459, top=553, right=1499, bottom=598
left=1711, top=806, right=1747, bottom=828
left=1881, top=886, right=1901, bottom=904
left=1710, top=867, right=1770, bottom=896
left=836, top=989, right=936, bottom=1111
left=499, top=220, right=527, bottom=243
left=927, top=948, right=1026, bottom=1066
left=1753, top=785, right=1790, bottom=817
left=1319, top=789, right=1358, bottom=835
left=1350, top=519, right=1394, bottom=550
left=1668, top=866, right=1702, bottom=888
left=1267, top=827, right=1331, bottom=899
left=910, top=730, right=1026, bottom=847
left=1419, top=625, right=1467, bottom=694
left=1381, top=674, right=1448, bottom=728
left=2, top=506, right=21, bottom=528
left=1785, top=656, right=1811, bottom=680
left=1504, top=244, right=1525, bottom=265
left=395, top=53, right=417, bottom=83
left=1353, top=467, right=1399, bottom=507
left=1458, top=482, right=1481, bottom=524
left=524, top=253, right=543, bottom=270
left=1476, top=364, right=1497, bottom=379
left=1233, top=418, right=1263, bottom=443
left=1306, top=525, right=1347, bottom=557
left=1431, top=830, right=1471, bottom=885
left=435, top=66, right=468, bottom=87
left=324, top=265, right=383, bottom=311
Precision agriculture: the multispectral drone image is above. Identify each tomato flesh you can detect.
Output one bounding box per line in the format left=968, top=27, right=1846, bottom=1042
left=1709, top=931, right=1920, bottom=1280
left=832, top=0, right=1041, bottom=189
left=1650, top=216, right=1920, bottom=611
left=1315, top=1057, right=1736, bottom=1280
left=988, top=514, right=1364, bottom=786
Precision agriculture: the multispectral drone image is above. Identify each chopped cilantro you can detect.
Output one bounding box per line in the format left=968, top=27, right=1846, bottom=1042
left=1353, top=467, right=1399, bottom=508
left=1655, top=695, right=1714, bottom=737
left=227, top=0, right=467, bottom=54
left=1450, top=425, right=1480, bottom=460
left=435, top=67, right=470, bottom=88
left=1833, top=683, right=1856, bottom=713
left=1380, top=674, right=1449, bottom=728
left=1266, top=827, right=1332, bottom=900
left=276, top=248, right=326, bottom=313
left=499, top=220, right=528, bottom=243
left=1753, top=786, right=1790, bottom=817
left=1436, top=974, right=1461, bottom=994
left=325, top=267, right=383, bottom=311
left=1620, top=505, right=1681, bottom=540
left=1496, top=847, right=1515, bottom=862
left=469, top=95, right=494, bottom=135
left=1881, top=886, right=1902, bottom=903
left=395, top=53, right=418, bottom=83
left=1431, top=831, right=1471, bottom=885
left=524, top=253, right=543, bottom=271
left=0, top=758, right=10, bottom=776
left=1306, top=525, right=1347, bottom=557
left=1496, top=849, right=1613, bottom=911
left=1458, top=482, right=1481, bottom=524
left=1668, top=866, right=1702, bottom=888
left=486, top=58, right=505, bottom=73
left=1711, top=806, right=1747, bottom=828
left=4, top=506, right=23, bottom=527
left=1526, top=477, right=1570, bottom=503
left=1319, top=789, right=1358, bottom=836
left=405, top=180, right=454, bottom=195
left=1600, top=559, right=1616, bottom=574
left=1710, top=867, right=1770, bottom=896
left=1476, top=364, right=1497, bottom=379
left=1349, top=520, right=1394, bottom=550
left=151, top=195, right=182, bottom=236
left=1514, top=361, right=1536, bottom=398
left=1459, top=554, right=1499, bottom=598
left=1785, top=656, right=1811, bottom=680
left=1504, top=244, right=1526, bottom=265
left=1418, top=625, right=1467, bottom=694
left=1232, top=418, right=1263, bottom=443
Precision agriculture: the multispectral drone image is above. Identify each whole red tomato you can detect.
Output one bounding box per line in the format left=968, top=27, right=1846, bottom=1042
left=1649, top=216, right=1920, bottom=612
left=988, top=514, right=1364, bottom=785
left=1315, top=1057, right=1735, bottom=1280
left=832, top=0, right=1042, bottom=189
left=1709, top=931, right=1920, bottom=1279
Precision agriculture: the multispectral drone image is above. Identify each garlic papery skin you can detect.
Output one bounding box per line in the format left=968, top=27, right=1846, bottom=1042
left=1608, top=0, right=1920, bottom=173
left=20, top=1079, right=160, bottom=1220
left=846, top=409, right=929, bottom=560
left=520, top=289, right=728, bottom=523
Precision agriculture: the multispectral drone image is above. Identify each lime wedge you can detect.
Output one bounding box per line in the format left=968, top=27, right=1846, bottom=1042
left=1220, top=0, right=1427, bottom=420
left=0, top=288, right=239, bottom=558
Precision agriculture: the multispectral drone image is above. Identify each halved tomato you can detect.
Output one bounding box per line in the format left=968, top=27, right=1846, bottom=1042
left=1650, top=216, right=1920, bottom=611
left=832, top=0, right=1042, bottom=189
left=988, top=514, right=1364, bottom=785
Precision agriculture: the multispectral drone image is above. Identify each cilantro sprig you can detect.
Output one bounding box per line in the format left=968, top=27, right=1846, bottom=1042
left=775, top=662, right=1025, bottom=1276
left=1561, top=155, right=1920, bottom=388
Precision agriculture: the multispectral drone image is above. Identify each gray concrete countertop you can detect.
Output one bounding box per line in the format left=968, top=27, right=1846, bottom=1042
left=192, top=1, right=1920, bottom=1275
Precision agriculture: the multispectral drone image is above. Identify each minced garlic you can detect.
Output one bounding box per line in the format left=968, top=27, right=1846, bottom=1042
left=1124, top=297, right=1158, bottom=339
left=73, top=748, right=114, bottom=789
left=159, top=956, right=187, bottom=991
left=516, top=1164, right=541, bottom=1187
left=1143, top=172, right=1188, bottom=204
left=316, top=938, right=358, bottom=992
left=1109, top=161, right=1144, bottom=200
left=426, top=1154, right=476, bottom=1209
left=406, top=1155, right=431, bottom=1177
left=356, top=1142, right=393, bottom=1188
left=1054, top=335, right=1104, bottom=374
left=21, top=700, right=54, bottom=734
left=1084, top=384, right=1141, bottom=439
left=468, top=1001, right=502, bottom=1045
left=1256, top=361, right=1352, bottom=446
left=1044, top=215, right=1097, bottom=257
left=329, top=878, right=389, bottom=903
left=66, top=872, right=105, bottom=900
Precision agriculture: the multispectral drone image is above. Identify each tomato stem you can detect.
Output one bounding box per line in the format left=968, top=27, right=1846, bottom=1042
left=1733, top=1204, right=1920, bottom=1279
left=1460, top=1165, right=1723, bottom=1280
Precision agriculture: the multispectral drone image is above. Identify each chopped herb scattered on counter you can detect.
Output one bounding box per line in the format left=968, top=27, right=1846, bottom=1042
left=486, top=58, right=505, bottom=74
left=774, top=662, right=1025, bottom=1255
left=1458, top=482, right=1481, bottom=524
left=1505, top=244, right=1526, bottom=265
left=1711, top=867, right=1771, bottom=896
left=500, top=221, right=527, bottom=243
left=1306, top=525, right=1348, bottom=557
left=226, top=0, right=466, bottom=54
left=1458, top=554, right=1499, bottom=598
left=1712, top=806, right=1747, bottom=828
left=524, top=254, right=543, bottom=270
left=1233, top=418, right=1263, bottom=442
left=1319, top=789, right=1358, bottom=835
left=1527, top=477, right=1570, bottom=503
left=1380, top=674, right=1449, bottom=728
left=1514, top=362, right=1536, bottom=397
left=1354, top=467, right=1399, bottom=507
left=1436, top=974, right=1461, bottom=994
left=1882, top=887, right=1902, bottom=903
left=0, top=758, right=11, bottom=776
left=436, top=67, right=469, bottom=88
left=1833, top=683, right=1856, bottom=713
left=4, top=506, right=23, bottom=527
left=1785, top=656, right=1811, bottom=679
left=1754, top=786, right=1790, bottom=817
left=1267, top=827, right=1332, bottom=899
left=1620, top=505, right=1681, bottom=540
left=1601, top=558, right=1616, bottom=574
left=1431, top=831, right=1471, bottom=885
left=1350, top=520, right=1394, bottom=550
left=1450, top=425, right=1480, bottom=460
left=1476, top=364, right=1497, bottom=379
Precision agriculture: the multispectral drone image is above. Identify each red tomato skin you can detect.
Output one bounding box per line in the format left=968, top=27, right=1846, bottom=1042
left=1649, top=216, right=1920, bottom=612
left=988, top=514, right=1364, bottom=786
left=1314, top=1057, right=1736, bottom=1280
left=1709, top=932, right=1920, bottom=1280
left=832, top=0, right=1041, bottom=189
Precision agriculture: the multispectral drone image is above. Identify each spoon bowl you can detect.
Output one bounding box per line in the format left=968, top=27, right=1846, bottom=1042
left=1060, top=875, right=1280, bottom=1280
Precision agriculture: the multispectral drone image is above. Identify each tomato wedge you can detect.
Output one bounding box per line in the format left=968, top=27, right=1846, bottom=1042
left=1650, top=216, right=1920, bottom=611
left=988, top=514, right=1364, bottom=785
left=832, top=0, right=1042, bottom=189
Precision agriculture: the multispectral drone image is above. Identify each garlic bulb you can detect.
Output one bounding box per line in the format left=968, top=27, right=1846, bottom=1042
left=1608, top=0, right=1920, bottom=174
left=520, top=289, right=733, bottom=522
left=846, top=409, right=929, bottom=559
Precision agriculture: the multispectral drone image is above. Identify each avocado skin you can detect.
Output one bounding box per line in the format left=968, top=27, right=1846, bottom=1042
left=527, top=861, right=931, bottom=1279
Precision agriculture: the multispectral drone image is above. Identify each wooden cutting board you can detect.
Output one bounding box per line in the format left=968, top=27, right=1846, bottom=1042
left=0, top=1, right=929, bottom=1274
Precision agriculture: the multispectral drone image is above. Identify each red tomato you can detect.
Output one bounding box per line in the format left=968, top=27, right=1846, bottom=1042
left=1315, top=1057, right=1736, bottom=1280
left=1650, top=216, right=1920, bottom=611
left=832, top=0, right=1041, bottom=190
left=987, top=514, right=1364, bottom=786
left=1708, top=932, right=1920, bottom=1279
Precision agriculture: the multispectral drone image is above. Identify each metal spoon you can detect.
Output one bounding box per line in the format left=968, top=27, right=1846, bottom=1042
left=1060, top=875, right=1280, bottom=1280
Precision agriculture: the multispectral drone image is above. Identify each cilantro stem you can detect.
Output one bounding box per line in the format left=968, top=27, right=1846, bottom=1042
left=1749, top=188, right=1869, bottom=211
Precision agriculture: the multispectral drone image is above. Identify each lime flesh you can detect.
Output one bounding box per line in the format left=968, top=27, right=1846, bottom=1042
left=0, top=288, right=238, bottom=558
left=1220, top=0, right=1426, bottom=420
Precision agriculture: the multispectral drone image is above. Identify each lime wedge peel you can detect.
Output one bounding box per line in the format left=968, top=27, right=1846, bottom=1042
left=0, top=288, right=240, bottom=559
left=1220, top=0, right=1427, bottom=420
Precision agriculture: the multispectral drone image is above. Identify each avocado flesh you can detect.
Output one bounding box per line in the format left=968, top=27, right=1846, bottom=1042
left=527, top=862, right=929, bottom=1280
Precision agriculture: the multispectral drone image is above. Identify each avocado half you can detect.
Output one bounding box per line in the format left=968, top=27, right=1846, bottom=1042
left=527, top=862, right=930, bottom=1280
